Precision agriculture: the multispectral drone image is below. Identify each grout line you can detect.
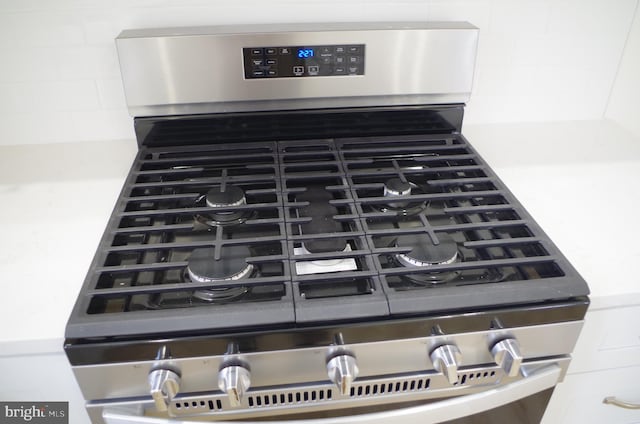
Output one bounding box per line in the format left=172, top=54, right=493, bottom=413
left=602, top=0, right=640, bottom=118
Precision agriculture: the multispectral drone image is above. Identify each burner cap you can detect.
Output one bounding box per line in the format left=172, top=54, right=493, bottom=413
left=384, top=178, right=412, bottom=196
left=380, top=179, right=425, bottom=215
left=187, top=246, right=253, bottom=283
left=395, top=233, right=458, bottom=267
left=200, top=185, right=252, bottom=226
left=303, top=238, right=348, bottom=254
left=206, top=185, right=246, bottom=208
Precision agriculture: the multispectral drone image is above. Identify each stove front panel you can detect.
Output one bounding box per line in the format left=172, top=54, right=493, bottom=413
left=72, top=320, right=583, bottom=401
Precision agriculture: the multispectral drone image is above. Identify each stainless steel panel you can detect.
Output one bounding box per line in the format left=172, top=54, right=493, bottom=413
left=116, top=22, right=478, bottom=116
left=91, top=359, right=568, bottom=424
left=73, top=321, right=583, bottom=401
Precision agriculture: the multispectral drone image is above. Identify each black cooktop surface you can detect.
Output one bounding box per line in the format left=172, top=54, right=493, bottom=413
left=65, top=109, right=589, bottom=340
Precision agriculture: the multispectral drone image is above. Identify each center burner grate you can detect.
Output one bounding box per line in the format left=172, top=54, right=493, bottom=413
left=279, top=139, right=389, bottom=323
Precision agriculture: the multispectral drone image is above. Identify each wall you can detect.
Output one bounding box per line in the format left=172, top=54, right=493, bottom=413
left=0, top=0, right=637, bottom=145
left=605, top=2, right=640, bottom=138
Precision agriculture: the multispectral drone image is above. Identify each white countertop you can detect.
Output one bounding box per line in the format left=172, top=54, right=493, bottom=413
left=1, top=119, right=639, bottom=354
left=464, top=120, right=640, bottom=308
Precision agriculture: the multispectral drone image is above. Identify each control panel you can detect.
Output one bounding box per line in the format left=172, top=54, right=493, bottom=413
left=243, top=44, right=365, bottom=79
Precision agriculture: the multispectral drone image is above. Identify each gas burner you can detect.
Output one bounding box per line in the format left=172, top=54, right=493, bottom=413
left=393, top=233, right=460, bottom=285
left=198, top=185, right=254, bottom=226
left=186, top=246, right=253, bottom=302
left=380, top=178, right=426, bottom=216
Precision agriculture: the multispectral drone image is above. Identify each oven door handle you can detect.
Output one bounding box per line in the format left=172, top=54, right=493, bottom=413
left=103, top=364, right=561, bottom=424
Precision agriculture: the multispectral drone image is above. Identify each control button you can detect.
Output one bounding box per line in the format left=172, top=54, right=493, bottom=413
left=218, top=364, right=251, bottom=408
left=267, top=70, right=278, bottom=77
left=251, top=58, right=264, bottom=66
left=327, top=354, right=359, bottom=396
left=308, top=65, right=320, bottom=75
left=348, top=56, right=360, bottom=64
left=334, top=67, right=346, bottom=75
left=280, top=47, right=291, bottom=55
left=491, top=338, right=523, bottom=377
left=348, top=46, right=361, bottom=53
left=348, top=66, right=360, bottom=74
left=318, top=45, right=333, bottom=63
left=252, top=70, right=265, bottom=77
left=265, top=48, right=277, bottom=55
left=266, top=58, right=277, bottom=65
left=335, top=46, right=346, bottom=54
left=148, top=368, right=181, bottom=412
left=335, top=56, right=345, bottom=64
left=293, top=66, right=304, bottom=76
left=430, top=344, right=462, bottom=385
left=251, top=48, right=263, bottom=55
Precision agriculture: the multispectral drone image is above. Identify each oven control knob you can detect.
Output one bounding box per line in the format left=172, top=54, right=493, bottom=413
left=218, top=364, right=251, bottom=408
left=327, top=354, right=359, bottom=396
left=491, top=338, right=523, bottom=377
left=430, top=344, right=462, bottom=385
left=148, top=368, right=181, bottom=412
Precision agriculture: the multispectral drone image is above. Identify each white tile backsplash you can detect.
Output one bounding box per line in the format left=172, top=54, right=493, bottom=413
left=33, top=80, right=100, bottom=112
left=0, top=0, right=637, bottom=145
left=429, top=0, right=492, bottom=31
left=35, top=112, right=78, bottom=142
left=0, top=82, right=35, bottom=113
left=96, top=78, right=126, bottom=110
left=0, top=113, right=36, bottom=144
left=489, top=0, right=551, bottom=35
left=54, top=46, right=100, bottom=79
left=82, top=18, right=118, bottom=45
left=71, top=109, right=133, bottom=141
left=0, top=48, right=59, bottom=82
left=605, top=3, right=640, bottom=137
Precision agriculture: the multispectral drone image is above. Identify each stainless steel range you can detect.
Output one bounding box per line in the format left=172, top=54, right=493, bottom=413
left=65, top=22, right=590, bottom=424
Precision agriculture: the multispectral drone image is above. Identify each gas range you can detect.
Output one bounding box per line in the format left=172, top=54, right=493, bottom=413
left=65, top=22, right=589, bottom=424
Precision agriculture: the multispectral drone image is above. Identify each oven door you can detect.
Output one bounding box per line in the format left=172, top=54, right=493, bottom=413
left=99, top=364, right=560, bottom=424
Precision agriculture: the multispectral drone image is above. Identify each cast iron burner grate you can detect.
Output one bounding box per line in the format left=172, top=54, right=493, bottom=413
left=66, top=131, right=587, bottom=339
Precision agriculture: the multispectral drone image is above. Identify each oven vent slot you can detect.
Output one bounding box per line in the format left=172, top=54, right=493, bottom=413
left=349, top=377, right=431, bottom=397
left=168, top=367, right=507, bottom=418
left=456, top=370, right=497, bottom=386
left=174, top=399, right=221, bottom=411
left=247, top=389, right=333, bottom=408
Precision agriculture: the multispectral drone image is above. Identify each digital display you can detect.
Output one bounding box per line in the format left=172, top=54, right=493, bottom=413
left=297, top=48, right=314, bottom=59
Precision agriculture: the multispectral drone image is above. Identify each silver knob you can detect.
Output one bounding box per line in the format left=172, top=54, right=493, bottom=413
left=148, top=368, right=181, bottom=412
left=327, top=354, right=359, bottom=395
left=491, top=338, right=523, bottom=377
left=430, top=344, right=462, bottom=385
left=218, top=364, right=251, bottom=408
